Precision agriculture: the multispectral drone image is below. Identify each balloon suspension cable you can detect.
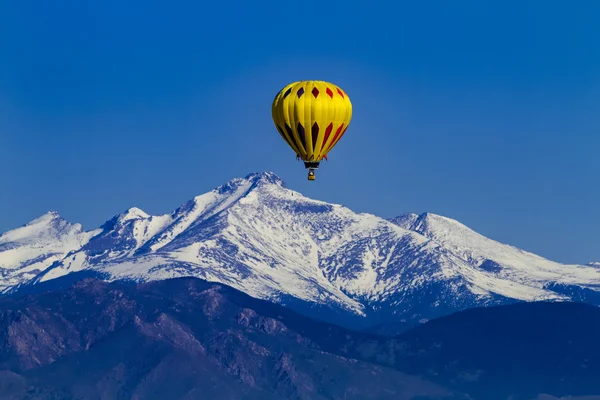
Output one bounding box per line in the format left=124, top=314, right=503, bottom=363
left=303, top=161, right=320, bottom=170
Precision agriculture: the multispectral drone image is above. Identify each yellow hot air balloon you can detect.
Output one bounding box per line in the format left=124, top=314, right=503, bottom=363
left=272, top=81, right=352, bottom=181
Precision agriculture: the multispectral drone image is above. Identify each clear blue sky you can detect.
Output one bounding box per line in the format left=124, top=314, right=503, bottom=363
left=0, top=1, right=598, bottom=264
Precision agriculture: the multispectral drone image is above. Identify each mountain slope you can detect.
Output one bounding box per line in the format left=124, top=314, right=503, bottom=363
left=3, top=172, right=600, bottom=332
left=386, top=301, right=600, bottom=400
left=4, top=276, right=600, bottom=400
left=311, top=300, right=600, bottom=400
left=391, top=212, right=600, bottom=294
left=0, top=277, right=464, bottom=400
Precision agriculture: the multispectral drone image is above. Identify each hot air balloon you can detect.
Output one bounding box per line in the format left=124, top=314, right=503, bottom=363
left=271, top=81, right=352, bottom=181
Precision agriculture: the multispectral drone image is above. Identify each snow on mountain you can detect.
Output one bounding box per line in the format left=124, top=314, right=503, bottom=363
left=3, top=172, right=600, bottom=331
left=0, top=211, right=99, bottom=292
left=589, top=262, right=600, bottom=268
left=36, top=172, right=431, bottom=315
left=389, top=213, right=600, bottom=300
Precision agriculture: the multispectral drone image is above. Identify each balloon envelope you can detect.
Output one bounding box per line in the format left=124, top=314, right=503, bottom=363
left=271, top=81, right=352, bottom=162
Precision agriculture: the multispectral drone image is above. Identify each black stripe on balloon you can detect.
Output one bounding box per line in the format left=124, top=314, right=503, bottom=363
left=277, top=125, right=295, bottom=149
left=311, top=122, right=319, bottom=150
left=285, top=123, right=304, bottom=153
left=297, top=122, right=306, bottom=150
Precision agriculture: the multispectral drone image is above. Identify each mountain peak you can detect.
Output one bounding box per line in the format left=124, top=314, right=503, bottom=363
left=388, top=213, right=419, bottom=229
left=244, top=171, right=285, bottom=187
left=0, top=211, right=94, bottom=291
left=96, top=207, right=150, bottom=233
left=119, top=207, right=150, bottom=222
left=390, top=212, right=470, bottom=235
left=413, top=212, right=468, bottom=231
left=213, top=172, right=286, bottom=196
left=28, top=210, right=63, bottom=225
left=1, top=211, right=83, bottom=245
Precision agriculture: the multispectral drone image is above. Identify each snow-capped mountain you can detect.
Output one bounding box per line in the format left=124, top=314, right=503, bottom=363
left=2, top=172, right=600, bottom=331
left=389, top=212, right=600, bottom=301
left=589, top=262, right=600, bottom=268
left=0, top=212, right=98, bottom=292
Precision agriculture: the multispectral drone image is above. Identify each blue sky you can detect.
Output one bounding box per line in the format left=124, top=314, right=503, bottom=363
left=0, top=1, right=598, bottom=264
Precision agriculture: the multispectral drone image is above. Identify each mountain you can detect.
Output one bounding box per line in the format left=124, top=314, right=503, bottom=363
left=390, top=212, right=598, bottom=296
left=0, top=277, right=464, bottom=400
left=3, top=172, right=600, bottom=333
left=301, top=300, right=600, bottom=399
left=2, top=276, right=599, bottom=400
left=377, top=301, right=600, bottom=400
left=589, top=262, right=600, bottom=267
left=0, top=212, right=98, bottom=293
